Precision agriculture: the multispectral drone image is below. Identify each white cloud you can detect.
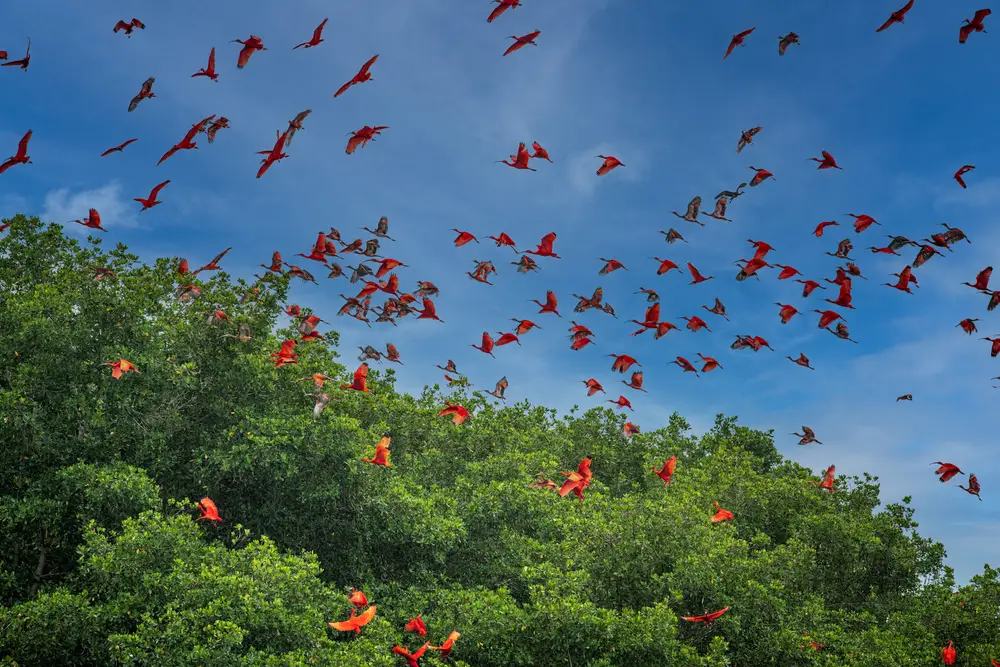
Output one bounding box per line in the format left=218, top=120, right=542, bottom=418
left=566, top=143, right=642, bottom=196
left=934, top=176, right=1000, bottom=210
left=566, top=148, right=604, bottom=196
left=41, top=182, right=138, bottom=233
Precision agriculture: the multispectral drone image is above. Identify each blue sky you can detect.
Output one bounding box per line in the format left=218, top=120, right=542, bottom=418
left=2, top=0, right=998, bottom=582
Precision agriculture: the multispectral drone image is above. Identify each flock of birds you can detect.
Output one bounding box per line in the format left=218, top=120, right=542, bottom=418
left=2, top=2, right=998, bottom=662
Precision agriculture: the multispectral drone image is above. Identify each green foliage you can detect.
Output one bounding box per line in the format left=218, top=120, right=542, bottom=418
left=0, top=215, right=995, bottom=666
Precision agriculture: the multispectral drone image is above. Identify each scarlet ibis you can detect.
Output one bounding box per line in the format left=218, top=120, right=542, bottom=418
left=294, top=18, right=328, bottom=49
left=725, top=27, right=756, bottom=59
left=334, top=55, right=379, bottom=97
left=596, top=155, right=624, bottom=176
left=954, top=164, right=975, bottom=187
left=876, top=0, right=915, bottom=32
left=778, top=32, right=800, bottom=55
left=959, top=9, right=991, bottom=43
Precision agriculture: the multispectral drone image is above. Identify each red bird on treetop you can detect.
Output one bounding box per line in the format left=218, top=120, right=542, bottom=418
left=932, top=462, right=963, bottom=483
left=197, top=497, right=222, bottom=523
left=653, top=456, right=677, bottom=486
left=941, top=640, right=956, bottom=665
left=342, top=364, right=370, bottom=392
left=558, top=457, right=593, bottom=503
left=428, top=631, right=461, bottom=660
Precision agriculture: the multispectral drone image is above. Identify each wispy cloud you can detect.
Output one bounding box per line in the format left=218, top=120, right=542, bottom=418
left=567, top=143, right=648, bottom=197
left=41, top=182, right=138, bottom=233
left=934, top=176, right=1000, bottom=210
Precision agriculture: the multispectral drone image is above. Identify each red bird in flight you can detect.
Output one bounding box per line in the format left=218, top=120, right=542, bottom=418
left=488, top=0, right=521, bottom=23
left=0, top=130, right=32, bottom=175
left=809, top=151, right=842, bottom=169
left=497, top=142, right=535, bottom=171
left=113, top=18, right=145, bottom=37
left=257, top=129, right=290, bottom=178
left=687, top=262, right=714, bottom=284
left=101, top=138, right=138, bottom=156
left=876, top=0, right=915, bottom=32
left=128, top=77, right=155, bottom=112
left=346, top=126, right=388, bottom=154
left=814, top=220, right=839, bottom=237
left=1, top=38, right=30, bottom=70
left=134, top=180, right=170, bottom=212
left=294, top=18, right=328, bottom=49
left=954, top=165, right=975, bottom=188
left=681, top=607, right=729, bottom=624
left=778, top=32, right=800, bottom=55
left=72, top=208, right=106, bottom=232
left=596, top=155, right=624, bottom=176
left=959, top=9, right=991, bottom=43
left=530, top=141, right=552, bottom=161
left=232, top=35, right=266, bottom=69
left=158, top=115, right=215, bottom=165
left=524, top=232, right=560, bottom=258
left=504, top=30, right=540, bottom=56
left=192, top=47, right=219, bottom=81
left=334, top=55, right=379, bottom=97
left=724, top=27, right=755, bottom=59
